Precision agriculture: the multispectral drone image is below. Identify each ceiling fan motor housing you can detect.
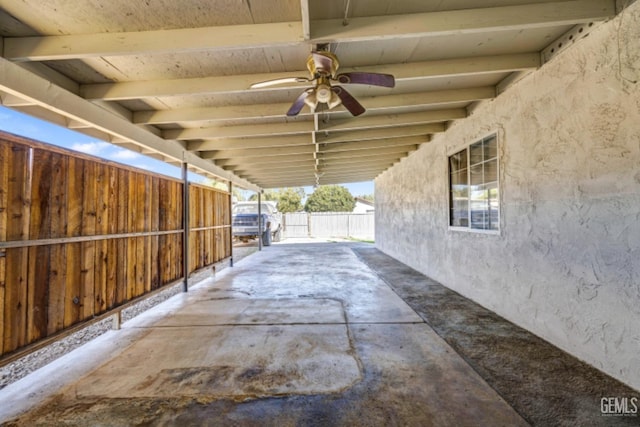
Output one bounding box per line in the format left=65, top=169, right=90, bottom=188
left=307, top=51, right=339, bottom=78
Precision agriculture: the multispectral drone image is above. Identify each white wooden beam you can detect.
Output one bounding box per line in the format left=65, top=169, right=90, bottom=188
left=215, top=153, right=316, bottom=166
left=318, top=145, right=417, bottom=160
left=83, top=54, right=536, bottom=101
left=4, top=22, right=304, bottom=61
left=4, top=1, right=612, bottom=62
left=203, top=145, right=316, bottom=160
left=165, top=121, right=314, bottom=140
left=166, top=87, right=490, bottom=141
left=0, top=56, right=260, bottom=192
left=317, top=109, right=466, bottom=132
left=318, top=136, right=430, bottom=152
left=315, top=124, right=442, bottom=144
left=233, top=162, right=318, bottom=174
left=310, top=0, right=615, bottom=42
left=188, top=135, right=312, bottom=151
left=134, top=103, right=305, bottom=125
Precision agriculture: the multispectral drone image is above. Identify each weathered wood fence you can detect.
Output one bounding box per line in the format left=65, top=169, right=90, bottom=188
left=0, top=132, right=231, bottom=359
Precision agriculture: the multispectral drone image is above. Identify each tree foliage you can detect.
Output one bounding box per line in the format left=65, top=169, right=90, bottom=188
left=248, top=189, right=279, bottom=202
left=247, top=187, right=304, bottom=213
left=357, top=194, right=374, bottom=202
left=304, top=185, right=355, bottom=212
left=276, top=188, right=304, bottom=213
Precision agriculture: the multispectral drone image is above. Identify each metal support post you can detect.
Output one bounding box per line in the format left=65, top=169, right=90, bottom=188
left=229, top=181, right=234, bottom=267
left=182, top=162, right=189, bottom=292
left=258, top=191, right=262, bottom=251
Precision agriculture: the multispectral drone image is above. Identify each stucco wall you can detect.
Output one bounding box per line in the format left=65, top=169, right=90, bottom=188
left=376, top=2, right=640, bottom=390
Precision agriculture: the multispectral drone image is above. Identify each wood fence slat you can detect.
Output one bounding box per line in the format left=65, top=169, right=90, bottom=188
left=4, top=248, right=28, bottom=352
left=63, top=158, right=83, bottom=327
left=105, top=167, right=119, bottom=309
left=150, top=178, right=160, bottom=290
left=94, top=163, right=109, bottom=314
left=81, top=160, right=96, bottom=320
left=27, top=149, right=53, bottom=342
left=48, top=153, right=67, bottom=334
left=135, top=174, right=146, bottom=297
left=0, top=142, right=10, bottom=354
left=143, top=175, right=152, bottom=294
left=4, top=143, right=31, bottom=352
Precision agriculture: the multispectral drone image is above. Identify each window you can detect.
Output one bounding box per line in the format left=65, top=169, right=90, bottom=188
left=449, top=134, right=499, bottom=231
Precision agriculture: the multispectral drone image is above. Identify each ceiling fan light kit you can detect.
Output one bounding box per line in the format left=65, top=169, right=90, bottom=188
left=250, top=50, right=395, bottom=117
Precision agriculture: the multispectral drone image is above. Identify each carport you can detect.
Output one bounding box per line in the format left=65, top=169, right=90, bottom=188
left=1, top=0, right=639, bottom=425
left=2, top=240, right=636, bottom=425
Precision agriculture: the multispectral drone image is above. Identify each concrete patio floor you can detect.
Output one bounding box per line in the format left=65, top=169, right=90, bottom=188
left=0, top=240, right=636, bottom=426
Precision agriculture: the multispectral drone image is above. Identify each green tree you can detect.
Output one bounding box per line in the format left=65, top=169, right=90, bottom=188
left=357, top=194, right=374, bottom=202
left=304, top=185, right=355, bottom=212
left=276, top=187, right=304, bottom=213
left=248, top=189, right=279, bottom=201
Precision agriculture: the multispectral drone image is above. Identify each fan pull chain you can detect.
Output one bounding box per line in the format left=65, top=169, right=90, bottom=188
left=343, top=0, right=351, bottom=26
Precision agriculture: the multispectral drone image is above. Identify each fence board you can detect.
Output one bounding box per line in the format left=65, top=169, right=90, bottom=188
left=94, top=163, right=109, bottom=314
left=64, top=158, right=83, bottom=327
left=4, top=143, right=30, bottom=351
left=27, top=149, right=52, bottom=342
left=81, top=161, right=97, bottom=319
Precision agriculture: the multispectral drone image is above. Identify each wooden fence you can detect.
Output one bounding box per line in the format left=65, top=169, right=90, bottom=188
left=0, top=132, right=231, bottom=358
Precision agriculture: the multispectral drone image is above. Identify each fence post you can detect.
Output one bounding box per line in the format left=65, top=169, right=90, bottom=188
left=307, top=212, right=312, bottom=237
left=182, top=162, right=189, bottom=292
left=258, top=192, right=262, bottom=251
left=229, top=181, right=233, bottom=267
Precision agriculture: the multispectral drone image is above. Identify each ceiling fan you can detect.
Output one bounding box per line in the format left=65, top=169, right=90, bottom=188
left=250, top=51, right=395, bottom=117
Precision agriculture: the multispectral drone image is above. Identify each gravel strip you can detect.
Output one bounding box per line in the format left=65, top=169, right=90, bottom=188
left=0, top=245, right=258, bottom=391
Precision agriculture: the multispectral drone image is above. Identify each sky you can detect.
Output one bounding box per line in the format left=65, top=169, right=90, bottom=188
left=0, top=106, right=374, bottom=197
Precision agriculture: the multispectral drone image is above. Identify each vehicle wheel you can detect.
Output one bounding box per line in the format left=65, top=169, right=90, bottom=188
left=273, top=227, right=282, bottom=242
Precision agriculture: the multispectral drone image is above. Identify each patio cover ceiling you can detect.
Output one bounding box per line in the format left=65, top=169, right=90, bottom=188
left=0, top=0, right=616, bottom=190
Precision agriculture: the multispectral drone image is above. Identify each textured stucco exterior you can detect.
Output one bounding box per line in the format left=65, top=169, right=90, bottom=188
left=376, top=3, right=640, bottom=390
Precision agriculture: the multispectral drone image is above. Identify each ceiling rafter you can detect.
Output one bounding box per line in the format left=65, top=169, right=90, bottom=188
left=80, top=53, right=538, bottom=101
left=3, top=1, right=612, bottom=62
left=0, top=56, right=259, bottom=191
left=310, top=0, right=614, bottom=42
left=166, top=87, right=492, bottom=141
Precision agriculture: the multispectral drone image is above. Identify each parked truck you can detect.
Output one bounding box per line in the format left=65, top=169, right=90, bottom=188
left=232, top=201, right=282, bottom=245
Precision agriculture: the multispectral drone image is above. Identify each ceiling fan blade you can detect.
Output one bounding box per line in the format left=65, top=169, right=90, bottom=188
left=331, top=86, right=365, bottom=116
left=250, top=77, right=309, bottom=89
left=311, top=51, right=334, bottom=73
left=286, top=90, right=312, bottom=116
left=336, top=72, right=395, bottom=88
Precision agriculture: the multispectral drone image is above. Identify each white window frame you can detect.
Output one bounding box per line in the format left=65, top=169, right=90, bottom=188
left=447, top=133, right=501, bottom=234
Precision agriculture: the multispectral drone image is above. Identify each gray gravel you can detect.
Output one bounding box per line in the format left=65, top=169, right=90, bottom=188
left=0, top=245, right=258, bottom=390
